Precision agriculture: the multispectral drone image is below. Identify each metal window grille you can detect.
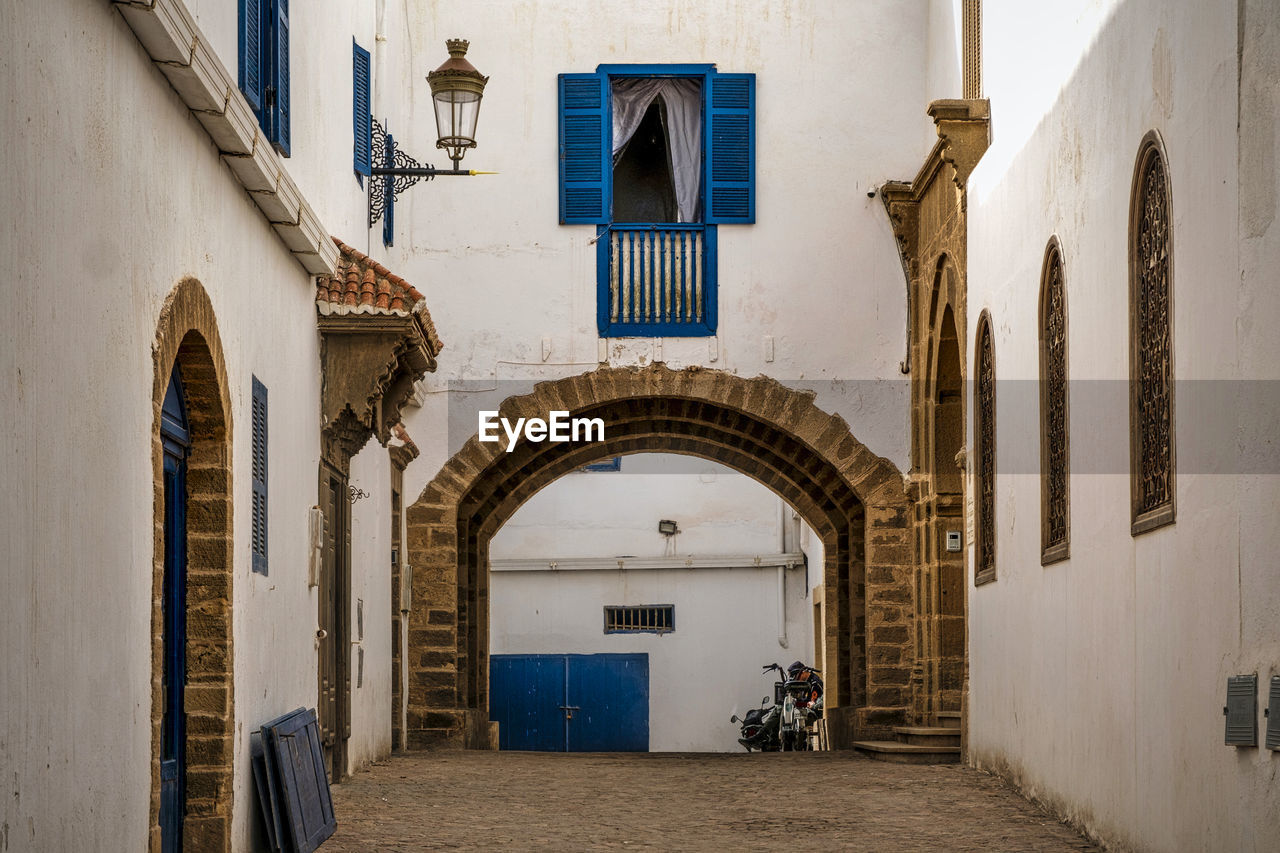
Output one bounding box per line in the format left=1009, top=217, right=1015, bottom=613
left=604, top=605, right=674, bottom=634
left=1040, top=242, right=1069, bottom=560
left=975, top=317, right=996, bottom=581
left=1131, top=143, right=1174, bottom=526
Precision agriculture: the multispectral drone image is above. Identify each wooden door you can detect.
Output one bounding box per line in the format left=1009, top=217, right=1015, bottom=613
left=159, top=370, right=190, bottom=851
left=317, top=463, right=351, bottom=780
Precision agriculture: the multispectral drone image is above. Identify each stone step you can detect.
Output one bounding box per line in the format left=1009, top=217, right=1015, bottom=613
left=893, top=725, right=961, bottom=747
left=852, top=740, right=961, bottom=765
left=935, top=710, right=962, bottom=729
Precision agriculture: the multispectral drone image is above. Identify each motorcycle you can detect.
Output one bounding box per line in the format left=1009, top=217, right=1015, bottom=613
left=730, top=661, right=824, bottom=752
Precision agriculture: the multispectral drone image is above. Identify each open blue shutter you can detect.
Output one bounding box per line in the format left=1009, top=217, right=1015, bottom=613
left=559, top=73, right=610, bottom=224
left=273, top=0, right=290, bottom=156
left=238, top=0, right=262, bottom=113
left=353, top=42, right=372, bottom=176
left=251, top=377, right=268, bottom=576
left=705, top=73, right=755, bottom=224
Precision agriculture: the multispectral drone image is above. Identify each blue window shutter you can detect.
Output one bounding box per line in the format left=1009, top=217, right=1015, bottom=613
left=251, top=377, right=268, bottom=576
left=559, top=73, right=609, bottom=225
left=705, top=73, right=755, bottom=224
left=272, top=0, right=291, bottom=156
left=353, top=42, right=372, bottom=176
left=238, top=0, right=262, bottom=113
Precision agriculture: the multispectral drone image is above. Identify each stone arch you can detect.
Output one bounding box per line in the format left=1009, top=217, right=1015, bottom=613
left=405, top=365, right=914, bottom=749
left=150, top=278, right=233, bottom=852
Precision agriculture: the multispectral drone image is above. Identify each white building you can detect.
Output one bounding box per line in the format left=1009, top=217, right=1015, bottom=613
left=3, top=0, right=1278, bottom=851
left=489, top=454, right=816, bottom=752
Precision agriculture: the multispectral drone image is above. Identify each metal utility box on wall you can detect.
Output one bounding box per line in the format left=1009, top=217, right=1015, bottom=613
left=1267, top=676, right=1280, bottom=751
left=1224, top=674, right=1257, bottom=747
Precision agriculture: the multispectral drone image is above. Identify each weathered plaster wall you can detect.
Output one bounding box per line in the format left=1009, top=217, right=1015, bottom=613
left=0, top=0, right=398, bottom=849
left=965, top=0, right=1280, bottom=848
left=386, top=0, right=931, bottom=503
left=491, top=456, right=786, bottom=560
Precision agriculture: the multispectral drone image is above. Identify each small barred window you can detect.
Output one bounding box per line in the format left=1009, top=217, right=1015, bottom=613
left=604, top=605, right=674, bottom=634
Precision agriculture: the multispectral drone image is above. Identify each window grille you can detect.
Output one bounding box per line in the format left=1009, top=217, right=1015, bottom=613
left=604, top=605, right=674, bottom=634
left=251, top=376, right=268, bottom=575
left=1039, top=240, right=1069, bottom=563
left=1129, top=134, right=1175, bottom=534
left=974, top=314, right=996, bottom=584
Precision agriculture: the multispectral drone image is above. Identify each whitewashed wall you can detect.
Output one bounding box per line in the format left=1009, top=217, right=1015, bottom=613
left=491, top=564, right=812, bottom=752
left=966, top=0, right=1280, bottom=849
left=492, top=455, right=788, bottom=560
left=0, top=0, right=400, bottom=849
left=490, top=453, right=815, bottom=751
left=387, top=0, right=934, bottom=504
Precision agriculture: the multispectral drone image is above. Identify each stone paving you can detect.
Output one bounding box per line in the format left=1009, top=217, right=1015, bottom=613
left=325, top=751, right=1098, bottom=851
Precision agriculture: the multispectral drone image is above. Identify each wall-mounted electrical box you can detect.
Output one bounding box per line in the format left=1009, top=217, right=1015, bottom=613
left=1224, top=674, right=1257, bottom=747
left=945, top=530, right=962, bottom=552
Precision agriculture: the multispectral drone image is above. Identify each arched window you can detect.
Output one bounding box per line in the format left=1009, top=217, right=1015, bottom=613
left=974, top=311, right=996, bottom=585
left=1129, top=133, right=1175, bottom=535
left=1039, top=239, right=1069, bottom=563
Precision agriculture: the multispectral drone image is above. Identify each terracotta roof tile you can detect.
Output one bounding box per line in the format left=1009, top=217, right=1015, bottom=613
left=317, top=237, right=443, bottom=354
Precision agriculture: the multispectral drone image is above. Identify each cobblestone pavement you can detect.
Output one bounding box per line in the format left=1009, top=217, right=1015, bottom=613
left=326, top=751, right=1098, bottom=851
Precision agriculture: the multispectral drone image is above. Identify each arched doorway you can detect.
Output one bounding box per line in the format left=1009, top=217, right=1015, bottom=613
left=405, top=366, right=915, bottom=749
left=150, top=279, right=234, bottom=852
left=919, top=258, right=966, bottom=720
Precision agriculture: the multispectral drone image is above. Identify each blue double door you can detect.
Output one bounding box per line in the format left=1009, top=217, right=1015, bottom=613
left=489, top=654, right=649, bottom=752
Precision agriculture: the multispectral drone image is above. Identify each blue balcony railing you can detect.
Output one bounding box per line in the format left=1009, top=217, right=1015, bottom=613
left=597, top=224, right=717, bottom=337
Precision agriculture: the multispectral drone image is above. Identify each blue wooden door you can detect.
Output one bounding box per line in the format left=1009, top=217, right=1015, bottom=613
left=159, top=369, right=190, bottom=852
left=489, top=654, right=649, bottom=752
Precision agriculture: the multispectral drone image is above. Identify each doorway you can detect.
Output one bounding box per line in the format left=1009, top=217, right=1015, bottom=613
left=159, top=368, right=190, bottom=852
left=490, top=654, right=649, bottom=752
left=318, top=462, right=351, bottom=780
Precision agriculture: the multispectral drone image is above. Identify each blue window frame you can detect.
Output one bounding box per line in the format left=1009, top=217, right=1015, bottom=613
left=353, top=41, right=372, bottom=178
left=582, top=456, right=622, bottom=473
left=238, top=0, right=290, bottom=156
left=558, top=65, right=755, bottom=338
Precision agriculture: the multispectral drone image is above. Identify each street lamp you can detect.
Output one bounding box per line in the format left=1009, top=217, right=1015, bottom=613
left=369, top=39, right=493, bottom=244
left=429, top=39, right=488, bottom=165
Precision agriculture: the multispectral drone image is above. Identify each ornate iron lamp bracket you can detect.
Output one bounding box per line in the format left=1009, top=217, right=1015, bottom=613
left=368, top=118, right=478, bottom=233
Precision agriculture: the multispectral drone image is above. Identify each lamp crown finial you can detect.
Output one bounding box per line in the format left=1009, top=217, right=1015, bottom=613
left=446, top=39, right=470, bottom=57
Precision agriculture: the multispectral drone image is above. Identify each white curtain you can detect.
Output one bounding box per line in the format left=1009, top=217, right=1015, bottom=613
left=611, top=78, right=702, bottom=223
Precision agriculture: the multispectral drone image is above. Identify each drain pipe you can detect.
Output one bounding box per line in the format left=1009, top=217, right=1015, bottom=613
left=777, top=564, right=790, bottom=649
left=777, top=499, right=789, bottom=649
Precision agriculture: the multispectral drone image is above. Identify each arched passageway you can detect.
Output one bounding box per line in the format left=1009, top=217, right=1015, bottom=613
left=405, top=366, right=915, bottom=749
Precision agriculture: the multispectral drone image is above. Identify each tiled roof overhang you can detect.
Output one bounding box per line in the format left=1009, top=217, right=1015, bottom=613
left=317, top=239, right=442, bottom=463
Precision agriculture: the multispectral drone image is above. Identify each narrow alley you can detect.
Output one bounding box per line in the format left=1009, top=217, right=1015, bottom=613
left=325, top=751, right=1098, bottom=851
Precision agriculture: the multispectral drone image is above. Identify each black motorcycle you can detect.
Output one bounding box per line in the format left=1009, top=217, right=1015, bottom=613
left=731, top=661, right=824, bottom=752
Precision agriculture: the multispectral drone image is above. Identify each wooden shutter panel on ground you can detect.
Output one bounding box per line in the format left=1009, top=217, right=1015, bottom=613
left=559, top=73, right=610, bottom=224
left=353, top=41, right=372, bottom=176
left=238, top=0, right=263, bottom=112
left=705, top=73, right=755, bottom=224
